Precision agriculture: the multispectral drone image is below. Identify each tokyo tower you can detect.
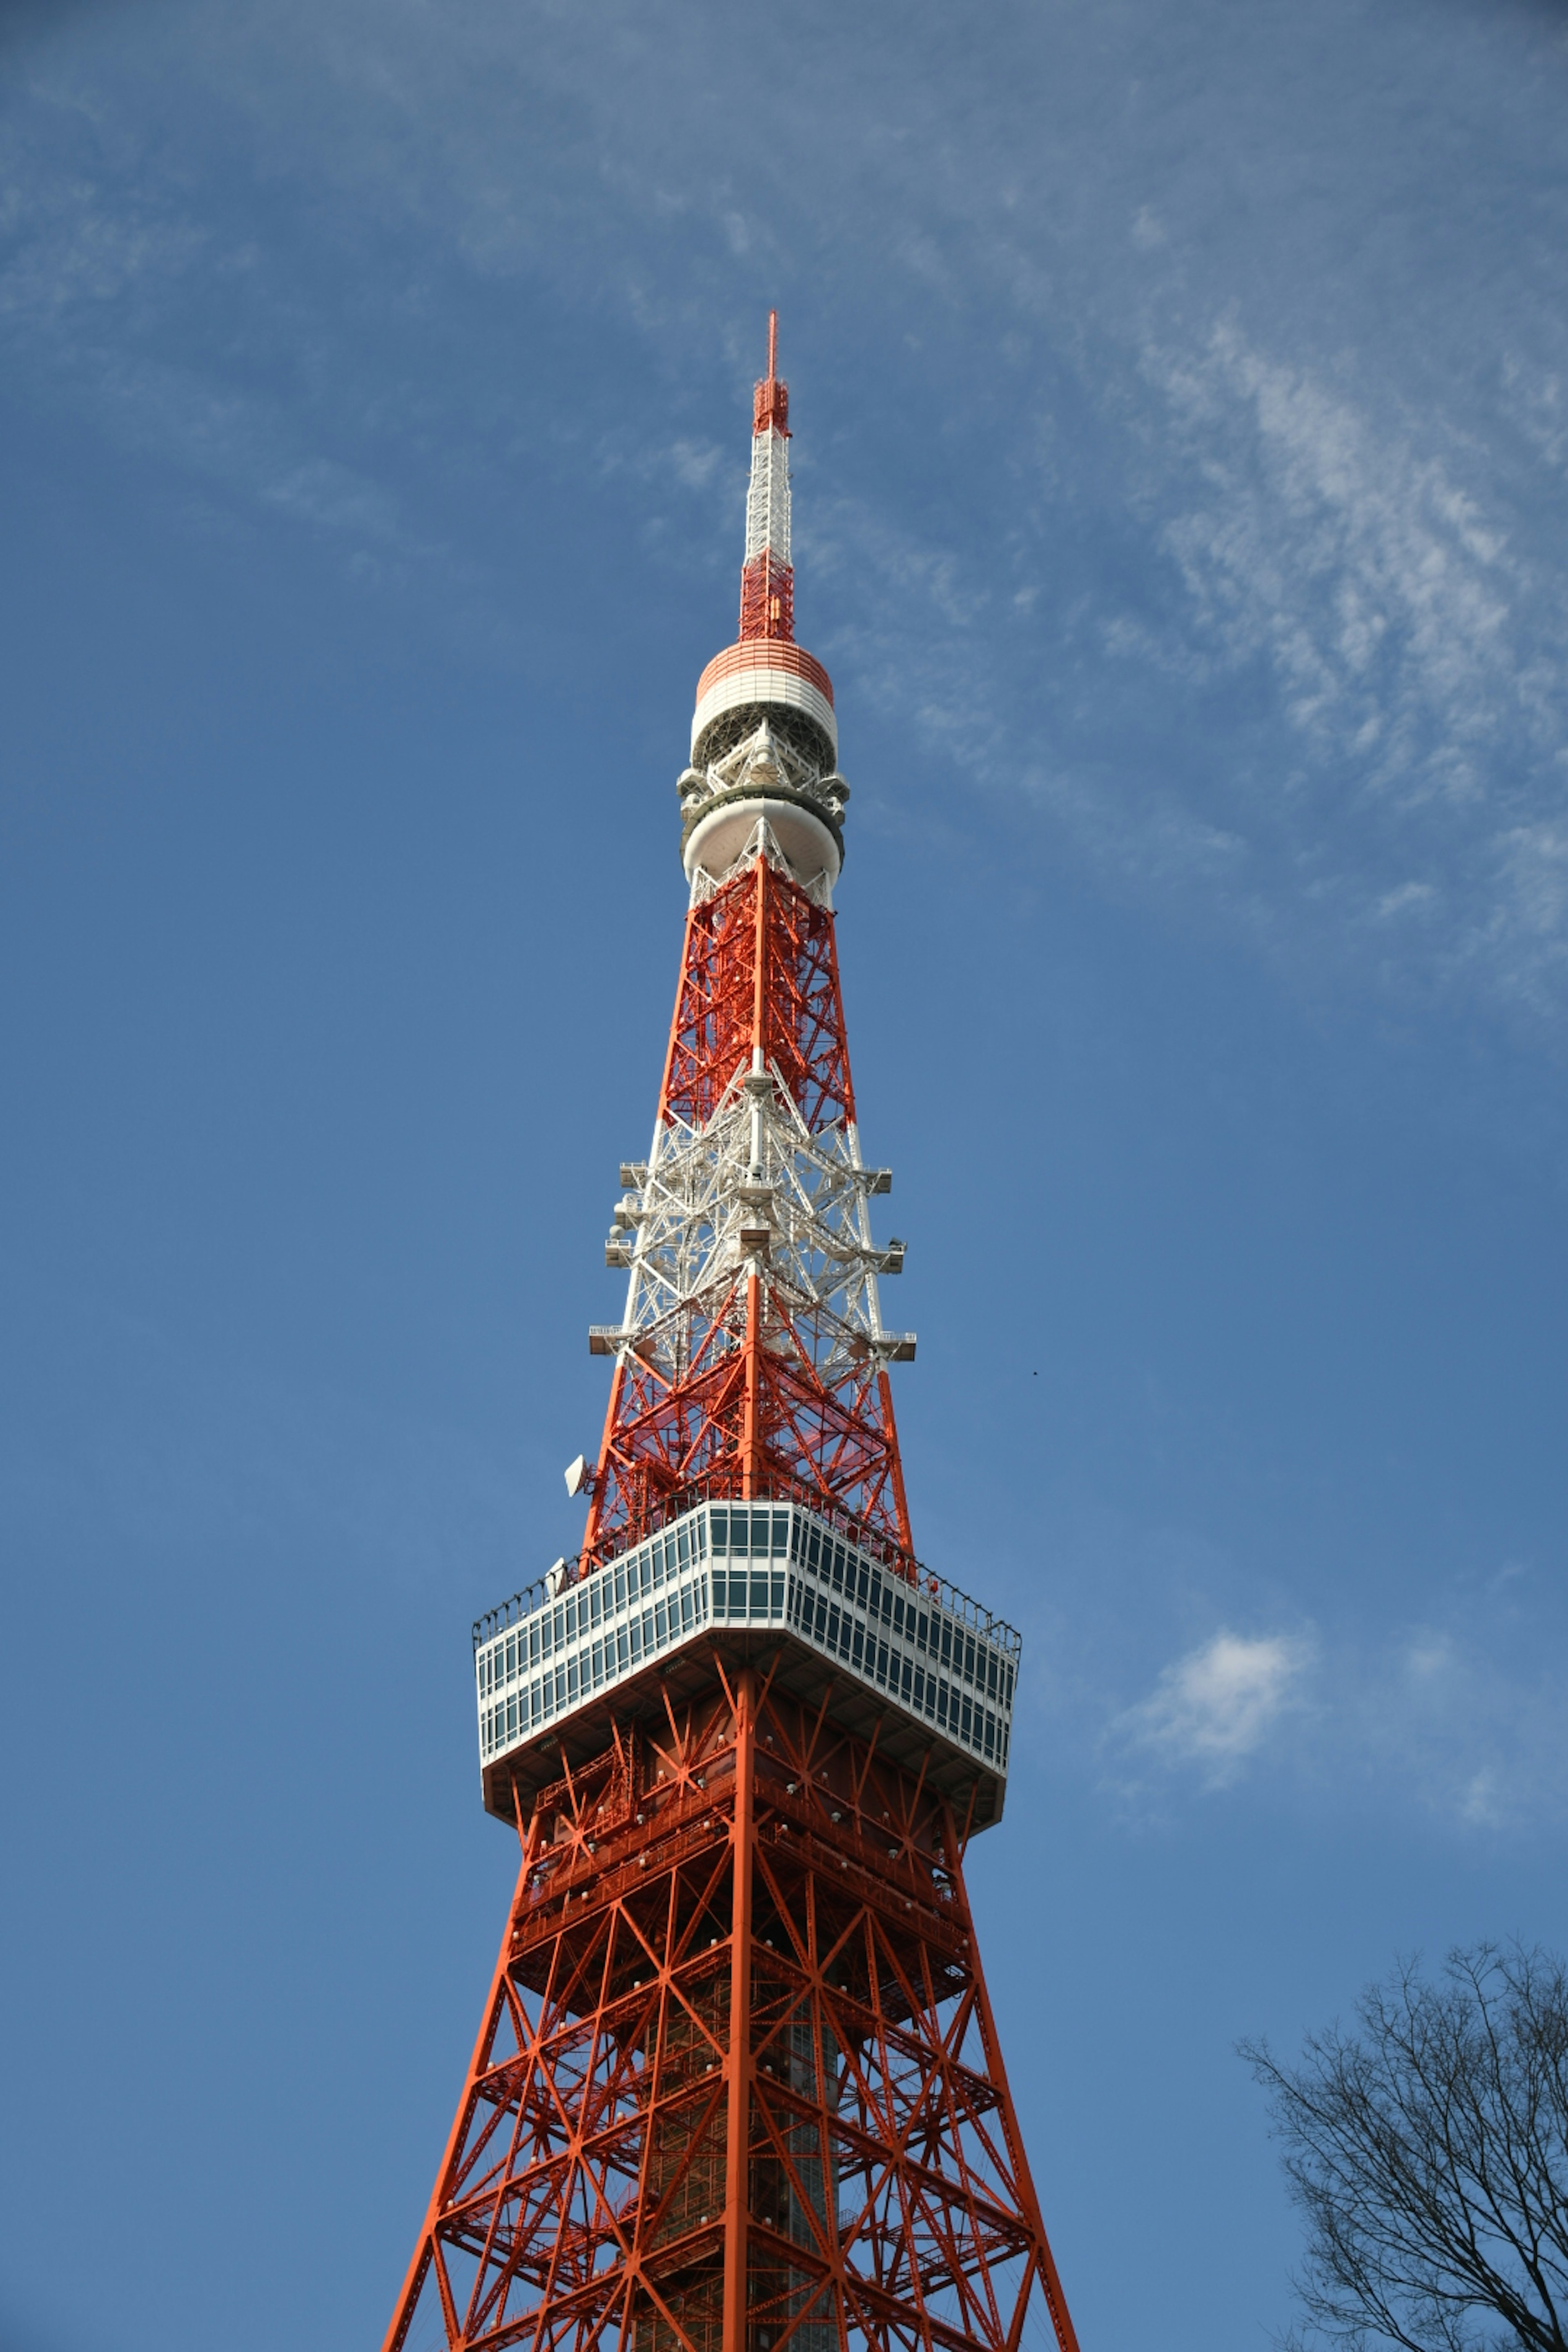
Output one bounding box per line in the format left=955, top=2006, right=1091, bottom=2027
left=382, top=317, right=1081, bottom=2352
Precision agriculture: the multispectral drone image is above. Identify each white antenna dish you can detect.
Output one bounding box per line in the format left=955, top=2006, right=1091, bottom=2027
left=564, top=1453, right=594, bottom=1499
left=545, top=1558, right=569, bottom=1599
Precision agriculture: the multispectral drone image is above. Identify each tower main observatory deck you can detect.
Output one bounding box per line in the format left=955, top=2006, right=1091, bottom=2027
left=474, top=1499, right=1020, bottom=1833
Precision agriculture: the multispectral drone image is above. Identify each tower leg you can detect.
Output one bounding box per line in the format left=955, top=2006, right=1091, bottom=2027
left=379, top=1677, right=1080, bottom=2352
left=722, top=1670, right=755, bottom=2352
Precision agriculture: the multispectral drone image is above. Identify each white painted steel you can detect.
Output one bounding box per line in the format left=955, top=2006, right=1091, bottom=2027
left=745, top=424, right=791, bottom=565
left=682, top=795, right=840, bottom=892
left=603, top=816, right=914, bottom=1396
left=680, top=718, right=846, bottom=893
left=474, top=1497, right=1018, bottom=1782
left=690, top=662, right=837, bottom=766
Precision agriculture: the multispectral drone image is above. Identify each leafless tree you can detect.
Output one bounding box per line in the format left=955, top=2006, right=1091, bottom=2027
left=1241, top=1942, right=1568, bottom=2352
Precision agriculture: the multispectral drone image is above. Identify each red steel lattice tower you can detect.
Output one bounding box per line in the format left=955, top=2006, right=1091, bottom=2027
left=382, top=319, right=1081, bottom=2352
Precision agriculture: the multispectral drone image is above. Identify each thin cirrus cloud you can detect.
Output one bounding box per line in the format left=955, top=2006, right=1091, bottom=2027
left=3, top=0, right=1567, bottom=1027
left=1099, top=1609, right=1568, bottom=1832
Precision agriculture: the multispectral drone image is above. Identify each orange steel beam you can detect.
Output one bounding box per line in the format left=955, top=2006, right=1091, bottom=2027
left=584, top=853, right=909, bottom=1575
left=381, top=1820, right=542, bottom=2352
left=381, top=1683, right=1078, bottom=2352
left=722, top=1669, right=755, bottom=2352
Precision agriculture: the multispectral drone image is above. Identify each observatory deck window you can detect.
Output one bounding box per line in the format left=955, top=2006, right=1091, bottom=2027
left=474, top=1497, right=1017, bottom=1776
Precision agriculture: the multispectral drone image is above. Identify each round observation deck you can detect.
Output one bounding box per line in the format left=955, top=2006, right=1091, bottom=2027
left=691, top=639, right=836, bottom=774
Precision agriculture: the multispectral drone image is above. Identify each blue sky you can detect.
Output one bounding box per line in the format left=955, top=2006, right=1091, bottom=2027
left=2, top=1, right=1567, bottom=2346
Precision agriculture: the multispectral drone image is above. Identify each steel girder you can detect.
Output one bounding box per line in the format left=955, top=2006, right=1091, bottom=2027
left=382, top=1673, right=1078, bottom=2352
left=584, top=854, right=910, bottom=1579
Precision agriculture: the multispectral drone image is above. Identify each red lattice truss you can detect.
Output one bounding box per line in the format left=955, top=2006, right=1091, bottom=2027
left=383, top=1675, right=1079, bottom=2352
left=739, top=552, right=794, bottom=645
left=582, top=857, right=911, bottom=1579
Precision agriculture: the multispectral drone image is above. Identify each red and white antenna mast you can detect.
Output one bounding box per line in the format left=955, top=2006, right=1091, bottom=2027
left=739, top=309, right=793, bottom=642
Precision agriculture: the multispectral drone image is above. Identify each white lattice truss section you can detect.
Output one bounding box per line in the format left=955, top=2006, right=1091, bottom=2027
left=679, top=742, right=847, bottom=910
left=745, top=424, right=791, bottom=564
left=606, top=912, right=904, bottom=1389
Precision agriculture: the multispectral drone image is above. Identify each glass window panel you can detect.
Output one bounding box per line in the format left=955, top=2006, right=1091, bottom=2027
left=808, top=1526, right=822, bottom=1570
left=772, top=1511, right=788, bottom=1557
left=856, top=1564, right=870, bottom=1607
left=681, top=1584, right=694, bottom=1629
left=751, top=1572, right=767, bottom=1616
left=713, top=1508, right=730, bottom=1554
left=771, top=1573, right=784, bottom=1615
left=869, top=1573, right=882, bottom=1617
left=827, top=1604, right=840, bottom=1650
left=655, top=1601, right=667, bottom=1645
left=814, top=1593, right=828, bottom=1642
left=902, top=1656, right=913, bottom=1701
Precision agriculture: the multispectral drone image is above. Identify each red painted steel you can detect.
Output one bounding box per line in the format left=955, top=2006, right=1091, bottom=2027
left=739, top=551, right=795, bottom=646
left=580, top=854, right=910, bottom=1580
left=693, top=642, right=833, bottom=713
left=753, top=310, right=789, bottom=438
left=381, top=1674, right=1079, bottom=2352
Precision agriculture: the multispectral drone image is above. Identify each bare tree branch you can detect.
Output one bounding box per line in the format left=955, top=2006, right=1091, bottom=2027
left=1240, top=1942, right=1568, bottom=2352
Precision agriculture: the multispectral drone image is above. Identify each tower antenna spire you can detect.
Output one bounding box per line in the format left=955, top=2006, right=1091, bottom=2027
left=741, top=307, right=793, bottom=640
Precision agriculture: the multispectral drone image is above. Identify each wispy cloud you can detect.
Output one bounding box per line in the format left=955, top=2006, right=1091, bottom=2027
left=1086, top=1591, right=1568, bottom=1832
left=1112, top=1628, right=1314, bottom=1789
left=4, top=0, right=1568, bottom=1026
